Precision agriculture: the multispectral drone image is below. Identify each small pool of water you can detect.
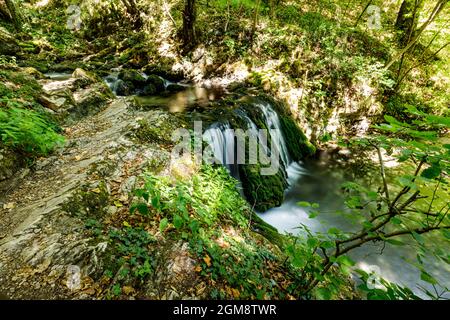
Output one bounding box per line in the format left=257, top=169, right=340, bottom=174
left=259, top=160, right=450, bottom=299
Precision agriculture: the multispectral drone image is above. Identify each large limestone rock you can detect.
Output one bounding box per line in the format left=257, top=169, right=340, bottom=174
left=38, top=68, right=114, bottom=121
left=0, top=27, right=19, bottom=55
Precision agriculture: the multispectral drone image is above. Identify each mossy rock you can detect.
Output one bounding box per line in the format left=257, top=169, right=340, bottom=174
left=61, top=182, right=109, bottom=218
left=140, top=83, right=156, bottom=96
left=115, top=80, right=135, bottom=96
left=131, top=111, right=186, bottom=145
left=143, top=63, right=183, bottom=82
left=0, top=147, right=23, bottom=182
left=239, top=162, right=288, bottom=212
left=118, top=69, right=146, bottom=86
left=50, top=61, right=80, bottom=73
left=145, top=75, right=165, bottom=92
left=279, top=115, right=316, bottom=161
left=166, top=83, right=185, bottom=93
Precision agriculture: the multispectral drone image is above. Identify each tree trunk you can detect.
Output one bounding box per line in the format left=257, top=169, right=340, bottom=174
left=386, top=0, right=447, bottom=69
left=182, top=0, right=196, bottom=52
left=395, top=0, right=423, bottom=46
left=250, top=0, right=261, bottom=45
left=4, top=0, right=23, bottom=32
left=121, top=0, right=142, bottom=29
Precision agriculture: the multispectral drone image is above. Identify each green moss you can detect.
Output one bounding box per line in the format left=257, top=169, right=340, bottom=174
left=61, top=181, right=109, bottom=219
left=279, top=115, right=316, bottom=161
left=132, top=113, right=185, bottom=146
left=119, top=69, right=146, bottom=85
left=239, top=163, right=287, bottom=212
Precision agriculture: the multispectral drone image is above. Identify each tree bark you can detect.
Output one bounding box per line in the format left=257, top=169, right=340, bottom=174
left=4, top=0, right=23, bottom=31
left=182, top=0, right=196, bottom=52
left=395, top=0, right=424, bottom=46
left=121, top=0, right=142, bottom=29
left=385, top=0, right=448, bottom=70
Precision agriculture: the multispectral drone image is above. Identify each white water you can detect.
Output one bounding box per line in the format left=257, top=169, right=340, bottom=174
left=258, top=102, right=291, bottom=167
left=259, top=160, right=450, bottom=299
left=203, top=122, right=240, bottom=179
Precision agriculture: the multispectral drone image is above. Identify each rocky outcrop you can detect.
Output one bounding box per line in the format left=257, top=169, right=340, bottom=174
left=0, top=27, right=19, bottom=55
left=39, top=68, right=114, bottom=122
left=0, top=98, right=175, bottom=299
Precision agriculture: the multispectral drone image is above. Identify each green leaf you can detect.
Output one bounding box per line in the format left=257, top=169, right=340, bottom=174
left=159, top=218, right=169, bottom=232
left=441, top=229, right=450, bottom=240
left=421, top=164, right=441, bottom=180
left=315, top=287, right=332, bottom=300
left=411, top=232, right=424, bottom=245
left=136, top=203, right=149, bottom=216
left=327, top=227, right=341, bottom=235
left=297, top=201, right=311, bottom=207
left=173, top=215, right=184, bottom=229
left=337, top=255, right=355, bottom=267
left=307, top=238, right=319, bottom=248
left=420, top=271, right=438, bottom=285
left=308, top=210, right=319, bottom=219
left=386, top=238, right=405, bottom=246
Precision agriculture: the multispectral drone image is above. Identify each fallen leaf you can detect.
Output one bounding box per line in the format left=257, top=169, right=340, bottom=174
left=91, top=188, right=101, bottom=194
left=123, top=221, right=131, bottom=227
left=231, top=288, right=240, bottom=298
left=114, top=200, right=123, bottom=207
left=203, top=255, right=211, bottom=267
left=3, top=202, right=15, bottom=209
left=122, top=286, right=135, bottom=295
left=194, top=265, right=202, bottom=272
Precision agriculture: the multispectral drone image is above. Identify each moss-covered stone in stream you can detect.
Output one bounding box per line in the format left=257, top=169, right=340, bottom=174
left=279, top=115, right=316, bottom=161
left=239, top=163, right=288, bottom=212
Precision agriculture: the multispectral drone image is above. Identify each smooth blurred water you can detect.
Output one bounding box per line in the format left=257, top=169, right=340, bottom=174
left=259, top=160, right=450, bottom=299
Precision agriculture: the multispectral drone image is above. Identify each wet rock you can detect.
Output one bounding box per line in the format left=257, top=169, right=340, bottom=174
left=166, top=83, right=185, bottom=93
left=118, top=69, right=146, bottom=86
left=0, top=148, right=23, bottom=184
left=140, top=83, right=156, bottom=96
left=115, top=80, right=134, bottom=96
left=145, top=75, right=165, bottom=93
left=143, top=64, right=184, bottom=82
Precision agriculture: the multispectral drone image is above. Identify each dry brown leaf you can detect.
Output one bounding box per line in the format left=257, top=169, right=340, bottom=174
left=203, top=255, right=211, bottom=267
left=122, top=286, right=135, bottom=295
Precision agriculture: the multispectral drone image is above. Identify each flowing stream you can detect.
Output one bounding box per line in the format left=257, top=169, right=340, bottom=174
left=259, top=160, right=450, bottom=299
left=201, top=98, right=449, bottom=299
left=50, top=70, right=448, bottom=299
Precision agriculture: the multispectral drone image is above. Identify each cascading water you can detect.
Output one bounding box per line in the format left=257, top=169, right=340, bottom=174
left=104, top=73, right=121, bottom=96
left=202, top=122, right=240, bottom=179
left=202, top=102, right=293, bottom=181
left=258, top=102, right=291, bottom=168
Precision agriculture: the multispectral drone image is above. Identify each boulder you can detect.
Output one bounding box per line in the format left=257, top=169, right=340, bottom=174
left=118, top=69, right=146, bottom=86
left=166, top=83, right=185, bottom=93
left=115, top=80, right=134, bottom=96
left=0, top=27, right=19, bottom=55
left=143, top=63, right=184, bottom=82
left=0, top=148, right=22, bottom=183
left=145, top=74, right=165, bottom=92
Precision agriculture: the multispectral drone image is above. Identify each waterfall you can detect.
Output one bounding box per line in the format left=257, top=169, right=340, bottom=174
left=257, top=102, right=291, bottom=167
left=104, top=73, right=121, bottom=96
left=202, top=122, right=240, bottom=179
left=202, top=101, right=292, bottom=179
